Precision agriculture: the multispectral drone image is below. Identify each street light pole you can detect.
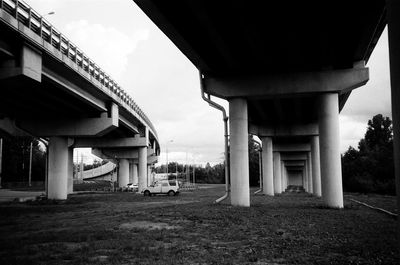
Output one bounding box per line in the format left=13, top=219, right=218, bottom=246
left=28, top=141, right=33, bottom=187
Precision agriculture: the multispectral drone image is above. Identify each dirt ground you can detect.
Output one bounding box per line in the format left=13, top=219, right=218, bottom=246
left=0, top=185, right=398, bottom=264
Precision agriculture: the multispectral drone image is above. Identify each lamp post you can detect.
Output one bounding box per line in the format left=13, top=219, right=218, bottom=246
left=42, top=11, right=55, bottom=19
left=165, top=140, right=173, bottom=175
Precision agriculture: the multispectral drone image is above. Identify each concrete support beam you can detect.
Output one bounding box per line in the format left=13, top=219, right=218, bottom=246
left=17, top=103, right=119, bottom=137
left=67, top=147, right=74, bottom=194
left=284, top=161, right=305, bottom=167
left=318, top=93, right=343, bottom=208
left=132, top=164, right=138, bottom=185
left=281, top=153, right=307, bottom=161
left=311, top=136, right=322, bottom=197
left=273, top=143, right=311, bottom=152
left=92, top=147, right=155, bottom=160
left=307, top=152, right=313, bottom=194
left=273, top=152, right=282, bottom=194
left=0, top=118, right=29, bottom=137
left=205, top=68, right=369, bottom=99
left=48, top=137, right=68, bottom=200
left=262, top=137, right=274, bottom=196
left=303, top=166, right=308, bottom=192
left=0, top=44, right=42, bottom=82
left=118, top=159, right=129, bottom=188
left=281, top=163, right=287, bottom=191
left=138, top=147, right=147, bottom=192
left=229, top=98, right=250, bottom=206
left=147, top=165, right=151, bottom=186
left=387, top=0, right=400, bottom=234
left=250, top=124, right=318, bottom=138
left=129, top=163, right=133, bottom=183
left=74, top=137, right=147, bottom=148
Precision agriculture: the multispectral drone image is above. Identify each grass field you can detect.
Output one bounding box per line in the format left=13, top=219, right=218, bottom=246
left=0, top=185, right=398, bottom=264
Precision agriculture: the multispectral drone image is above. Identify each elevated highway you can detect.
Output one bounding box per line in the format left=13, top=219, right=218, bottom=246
left=0, top=0, right=160, bottom=199
left=133, top=0, right=399, bottom=213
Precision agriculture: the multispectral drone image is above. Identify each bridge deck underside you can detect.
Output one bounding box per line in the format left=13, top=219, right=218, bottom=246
left=136, top=0, right=386, bottom=76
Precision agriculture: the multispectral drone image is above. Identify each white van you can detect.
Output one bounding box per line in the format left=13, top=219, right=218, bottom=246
left=142, top=180, right=179, bottom=196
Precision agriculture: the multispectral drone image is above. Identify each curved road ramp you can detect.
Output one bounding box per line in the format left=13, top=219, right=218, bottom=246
left=0, top=0, right=160, bottom=200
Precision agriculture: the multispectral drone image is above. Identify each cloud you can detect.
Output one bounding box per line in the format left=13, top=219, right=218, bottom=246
left=63, top=20, right=149, bottom=81
left=341, top=27, right=392, bottom=122
left=339, top=115, right=368, bottom=152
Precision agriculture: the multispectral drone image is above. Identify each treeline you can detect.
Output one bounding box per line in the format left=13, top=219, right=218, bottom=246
left=155, top=136, right=261, bottom=186
left=0, top=136, right=46, bottom=184
left=342, top=114, right=395, bottom=195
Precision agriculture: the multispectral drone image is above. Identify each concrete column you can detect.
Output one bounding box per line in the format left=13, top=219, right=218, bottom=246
left=387, top=0, right=400, bottom=233
left=303, top=166, right=308, bottom=192
left=118, top=159, right=129, bottom=188
left=67, top=147, right=73, bottom=194
left=147, top=165, right=151, bottom=186
left=307, top=152, right=313, bottom=194
left=48, top=137, right=68, bottom=200
left=133, top=164, right=138, bottom=184
left=273, top=152, right=282, bottom=194
left=262, top=137, right=274, bottom=196
left=318, top=93, right=343, bottom=208
left=138, top=147, right=147, bottom=192
left=129, top=162, right=133, bottom=183
left=281, top=162, right=286, bottom=192
left=311, top=136, right=322, bottom=196
left=229, top=98, right=250, bottom=206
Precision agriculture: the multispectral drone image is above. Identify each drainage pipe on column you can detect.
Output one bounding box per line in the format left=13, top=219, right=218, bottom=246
left=251, top=137, right=262, bottom=194
left=199, top=72, right=230, bottom=203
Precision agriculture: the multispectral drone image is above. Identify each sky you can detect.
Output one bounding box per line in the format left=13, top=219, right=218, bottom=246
left=24, top=0, right=392, bottom=166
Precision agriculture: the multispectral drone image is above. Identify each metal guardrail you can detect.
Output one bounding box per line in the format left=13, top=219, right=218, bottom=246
left=0, top=0, right=158, bottom=139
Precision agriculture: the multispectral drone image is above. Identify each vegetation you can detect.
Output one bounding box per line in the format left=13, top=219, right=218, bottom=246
left=1, top=136, right=46, bottom=185
left=0, top=186, right=397, bottom=264
left=155, top=136, right=261, bottom=186
left=342, top=114, right=395, bottom=195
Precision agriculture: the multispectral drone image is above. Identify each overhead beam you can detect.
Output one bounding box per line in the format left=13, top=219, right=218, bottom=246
left=274, top=143, right=311, bottom=152
left=250, top=123, right=318, bottom=137
left=204, top=67, right=369, bottom=99
left=17, top=103, right=118, bottom=137
left=281, top=153, right=307, bottom=161
left=74, top=136, right=146, bottom=148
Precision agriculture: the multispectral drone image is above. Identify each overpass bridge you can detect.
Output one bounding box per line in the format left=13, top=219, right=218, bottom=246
left=0, top=0, right=160, bottom=199
left=133, top=0, right=399, bottom=213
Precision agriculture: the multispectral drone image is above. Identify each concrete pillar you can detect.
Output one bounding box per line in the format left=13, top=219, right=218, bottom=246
left=262, top=137, right=274, bottom=196
left=138, top=147, right=147, bottom=192
left=311, top=136, right=322, bottom=196
left=67, top=147, right=73, bottom=194
left=118, top=159, right=129, bottom=188
left=281, top=162, right=286, bottom=192
left=387, top=0, right=400, bottom=233
left=229, top=98, right=250, bottom=206
left=133, top=164, right=138, bottom=184
left=129, top=162, right=133, bottom=183
left=303, top=166, right=308, bottom=192
left=318, top=93, right=343, bottom=208
left=147, top=165, right=151, bottom=186
left=273, top=152, right=282, bottom=194
left=307, top=152, right=313, bottom=194
left=48, top=137, right=68, bottom=200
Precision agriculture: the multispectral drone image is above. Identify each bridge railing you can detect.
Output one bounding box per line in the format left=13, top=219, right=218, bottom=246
left=0, top=0, right=158, bottom=139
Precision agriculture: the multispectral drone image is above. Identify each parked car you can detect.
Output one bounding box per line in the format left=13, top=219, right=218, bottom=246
left=126, top=183, right=138, bottom=192
left=142, top=180, right=179, bottom=196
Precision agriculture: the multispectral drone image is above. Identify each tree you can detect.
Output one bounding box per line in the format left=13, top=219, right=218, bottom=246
left=2, top=136, right=46, bottom=185
left=249, top=136, right=261, bottom=187
left=342, top=114, right=395, bottom=194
